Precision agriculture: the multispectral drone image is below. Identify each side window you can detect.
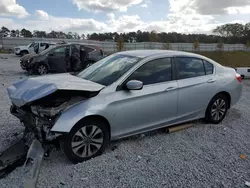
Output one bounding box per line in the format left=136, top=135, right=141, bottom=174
left=29, top=43, right=35, bottom=48
left=175, top=57, right=205, bottom=79
left=84, top=46, right=95, bottom=53
left=53, top=47, right=66, bottom=53
left=41, top=43, right=47, bottom=47
left=72, top=44, right=80, bottom=52
left=204, top=61, right=214, bottom=75
left=127, top=58, right=172, bottom=85
left=248, top=69, right=250, bottom=73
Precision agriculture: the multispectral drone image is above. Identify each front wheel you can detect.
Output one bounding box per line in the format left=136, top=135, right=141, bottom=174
left=205, top=94, right=229, bottom=124
left=36, top=64, right=48, bottom=75
left=60, top=118, right=109, bottom=163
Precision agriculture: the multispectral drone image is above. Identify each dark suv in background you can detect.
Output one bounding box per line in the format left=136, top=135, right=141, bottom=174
left=20, top=43, right=104, bottom=75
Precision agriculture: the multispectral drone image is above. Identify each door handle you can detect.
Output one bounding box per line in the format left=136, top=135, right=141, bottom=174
left=165, top=87, right=176, bottom=92
left=207, top=79, right=216, bottom=83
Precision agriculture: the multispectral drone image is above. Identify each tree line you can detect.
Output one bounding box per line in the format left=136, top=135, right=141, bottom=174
left=0, top=22, right=250, bottom=44
left=0, top=27, right=84, bottom=39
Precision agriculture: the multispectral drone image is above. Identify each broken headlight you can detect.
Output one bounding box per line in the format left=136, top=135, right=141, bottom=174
left=30, top=96, right=85, bottom=117
left=31, top=103, right=66, bottom=117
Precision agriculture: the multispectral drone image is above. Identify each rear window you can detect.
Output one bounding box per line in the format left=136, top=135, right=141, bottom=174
left=175, top=57, right=205, bottom=79
left=204, top=61, right=214, bottom=75
left=84, top=46, right=95, bottom=53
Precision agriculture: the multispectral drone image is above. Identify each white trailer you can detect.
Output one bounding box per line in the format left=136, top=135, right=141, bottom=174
left=235, top=67, right=250, bottom=79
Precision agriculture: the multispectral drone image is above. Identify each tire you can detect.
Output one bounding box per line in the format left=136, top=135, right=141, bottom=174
left=241, top=75, right=245, bottom=79
left=60, top=118, right=110, bottom=163
left=84, top=61, right=95, bottom=69
left=205, top=94, right=229, bottom=124
left=36, top=64, right=48, bottom=75
left=27, top=69, right=33, bottom=75
left=20, top=51, right=28, bottom=56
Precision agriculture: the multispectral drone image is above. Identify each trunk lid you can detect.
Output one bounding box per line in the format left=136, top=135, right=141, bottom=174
left=7, top=73, right=104, bottom=107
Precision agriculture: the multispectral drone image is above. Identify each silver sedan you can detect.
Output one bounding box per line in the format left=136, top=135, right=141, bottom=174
left=8, top=50, right=242, bottom=163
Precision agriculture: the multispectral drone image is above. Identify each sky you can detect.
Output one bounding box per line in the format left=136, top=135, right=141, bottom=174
left=0, top=0, right=250, bottom=35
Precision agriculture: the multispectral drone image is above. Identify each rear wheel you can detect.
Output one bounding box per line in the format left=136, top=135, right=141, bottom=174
left=205, top=94, right=229, bottom=124
left=60, top=118, right=109, bottom=163
left=36, top=64, right=48, bottom=75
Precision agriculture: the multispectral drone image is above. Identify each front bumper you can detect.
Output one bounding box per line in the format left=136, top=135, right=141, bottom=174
left=20, top=60, right=34, bottom=71
left=10, top=105, right=57, bottom=143
left=14, top=49, right=20, bottom=55
left=20, top=61, right=26, bottom=70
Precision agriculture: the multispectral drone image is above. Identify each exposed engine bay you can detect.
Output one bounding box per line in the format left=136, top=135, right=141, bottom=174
left=10, top=90, right=98, bottom=143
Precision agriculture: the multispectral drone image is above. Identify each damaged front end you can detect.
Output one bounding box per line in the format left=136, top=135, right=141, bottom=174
left=1, top=74, right=104, bottom=185
left=7, top=73, right=104, bottom=143
left=1, top=90, right=98, bottom=187
left=10, top=90, right=96, bottom=143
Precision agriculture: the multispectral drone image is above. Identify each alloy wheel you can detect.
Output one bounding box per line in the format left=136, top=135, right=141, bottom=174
left=71, top=125, right=104, bottom=158
left=37, top=65, right=47, bottom=75
left=211, top=98, right=226, bottom=121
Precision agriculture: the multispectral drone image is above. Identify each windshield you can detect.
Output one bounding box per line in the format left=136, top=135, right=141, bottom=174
left=77, top=54, right=141, bottom=86
left=28, top=42, right=35, bottom=48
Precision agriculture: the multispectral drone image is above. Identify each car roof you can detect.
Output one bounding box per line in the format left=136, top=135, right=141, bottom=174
left=116, top=50, right=207, bottom=59
left=67, top=43, right=99, bottom=47
left=53, top=43, right=100, bottom=49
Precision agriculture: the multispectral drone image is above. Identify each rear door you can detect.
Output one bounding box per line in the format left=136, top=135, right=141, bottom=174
left=48, top=46, right=68, bottom=72
left=84, top=45, right=99, bottom=61
left=174, top=57, right=217, bottom=120
left=70, top=44, right=81, bottom=71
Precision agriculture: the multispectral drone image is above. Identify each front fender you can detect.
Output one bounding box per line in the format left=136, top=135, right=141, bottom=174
left=50, top=100, right=106, bottom=133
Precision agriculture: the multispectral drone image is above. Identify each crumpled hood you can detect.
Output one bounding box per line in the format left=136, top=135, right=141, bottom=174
left=20, top=53, right=37, bottom=62
left=7, top=73, right=105, bottom=107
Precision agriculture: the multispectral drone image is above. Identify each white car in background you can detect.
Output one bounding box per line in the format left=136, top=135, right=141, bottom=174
left=235, top=67, right=250, bottom=79
left=14, top=42, right=55, bottom=56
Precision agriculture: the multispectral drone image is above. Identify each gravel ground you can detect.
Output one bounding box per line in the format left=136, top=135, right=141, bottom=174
left=0, top=54, right=250, bottom=188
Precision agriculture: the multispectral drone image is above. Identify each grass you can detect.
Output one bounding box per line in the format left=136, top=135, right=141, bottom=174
left=196, top=51, right=250, bottom=68
left=0, top=49, right=12, bottom=54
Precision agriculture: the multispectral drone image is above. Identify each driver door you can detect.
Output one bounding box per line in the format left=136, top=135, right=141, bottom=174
left=48, top=46, right=68, bottom=73
left=110, top=57, right=178, bottom=138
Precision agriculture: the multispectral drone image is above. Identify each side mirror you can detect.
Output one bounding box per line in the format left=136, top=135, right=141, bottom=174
left=126, top=80, right=143, bottom=90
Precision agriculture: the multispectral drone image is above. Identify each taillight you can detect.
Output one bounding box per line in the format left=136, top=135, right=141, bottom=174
left=236, top=73, right=242, bottom=82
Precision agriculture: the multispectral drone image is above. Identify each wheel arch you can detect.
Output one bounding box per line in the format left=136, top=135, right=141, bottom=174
left=20, top=49, right=29, bottom=54
left=205, top=91, right=231, bottom=116
left=78, top=115, right=111, bottom=139
left=52, top=113, right=111, bottom=139
left=35, top=61, right=50, bottom=72
left=215, top=91, right=231, bottom=108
